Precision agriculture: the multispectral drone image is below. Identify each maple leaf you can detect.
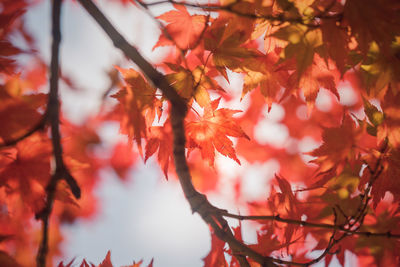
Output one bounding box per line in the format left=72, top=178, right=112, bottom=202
left=356, top=201, right=400, bottom=266
left=269, top=175, right=303, bottom=249
left=0, top=133, right=51, bottom=213
left=0, top=40, right=21, bottom=73
left=165, top=63, right=223, bottom=107
left=80, top=260, right=94, bottom=267
left=58, top=118, right=104, bottom=221
left=57, top=258, right=75, bottom=267
left=110, top=142, right=136, bottom=180
left=273, top=25, right=323, bottom=77
left=98, top=251, right=113, bottom=267
left=376, top=89, right=400, bottom=148
left=251, top=22, right=286, bottom=53
left=360, top=148, right=400, bottom=208
left=0, top=79, right=47, bottom=144
left=154, top=5, right=207, bottom=50
left=188, top=152, right=219, bottom=191
left=0, top=250, right=22, bottom=267
left=320, top=19, right=350, bottom=74
left=186, top=98, right=249, bottom=166
left=343, top=0, right=400, bottom=55
left=111, top=67, right=159, bottom=152
left=309, top=115, right=364, bottom=174
left=241, top=55, right=289, bottom=110
left=62, top=119, right=101, bottom=164
left=0, top=4, right=26, bottom=73
left=359, top=40, right=400, bottom=96
left=203, top=233, right=227, bottom=267
left=248, top=229, right=297, bottom=257
left=204, top=23, right=260, bottom=79
left=286, top=54, right=339, bottom=109
left=145, top=120, right=173, bottom=179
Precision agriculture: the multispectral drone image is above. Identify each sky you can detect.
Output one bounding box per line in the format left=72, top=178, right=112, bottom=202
left=22, top=0, right=358, bottom=266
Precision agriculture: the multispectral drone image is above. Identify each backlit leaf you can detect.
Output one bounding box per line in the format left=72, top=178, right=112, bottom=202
left=186, top=98, right=249, bottom=166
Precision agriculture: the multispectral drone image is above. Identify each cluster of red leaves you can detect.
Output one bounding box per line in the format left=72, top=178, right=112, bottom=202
left=58, top=251, right=153, bottom=267
left=1, top=0, right=400, bottom=266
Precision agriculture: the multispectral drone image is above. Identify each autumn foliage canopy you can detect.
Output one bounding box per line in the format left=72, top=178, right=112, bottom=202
left=1, top=0, right=400, bottom=266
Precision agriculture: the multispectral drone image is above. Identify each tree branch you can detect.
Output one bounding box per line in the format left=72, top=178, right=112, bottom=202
left=77, top=1, right=278, bottom=266
left=76, top=1, right=395, bottom=266
left=220, top=212, right=400, bottom=239
left=36, top=1, right=80, bottom=266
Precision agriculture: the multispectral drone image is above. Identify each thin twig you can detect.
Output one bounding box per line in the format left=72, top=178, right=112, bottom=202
left=302, top=208, right=340, bottom=266
left=220, top=212, right=400, bottom=239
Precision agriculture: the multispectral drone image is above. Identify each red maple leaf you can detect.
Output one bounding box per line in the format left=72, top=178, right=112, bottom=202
left=203, top=232, right=227, bottom=267
left=110, top=142, right=136, bottom=180
left=309, top=115, right=363, bottom=173
left=98, top=251, right=113, bottom=267
left=0, top=133, right=51, bottom=213
left=287, top=54, right=339, bottom=109
left=361, top=148, right=400, bottom=208
left=145, top=120, right=173, bottom=179
left=186, top=98, right=249, bottom=166
left=154, top=5, right=207, bottom=50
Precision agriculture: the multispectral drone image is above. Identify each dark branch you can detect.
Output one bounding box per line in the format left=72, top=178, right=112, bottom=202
left=220, top=212, right=400, bottom=239
left=36, top=1, right=80, bottom=266
left=77, top=1, right=278, bottom=266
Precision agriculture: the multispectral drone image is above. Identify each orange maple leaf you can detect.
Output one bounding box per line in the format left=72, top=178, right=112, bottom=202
left=204, top=23, right=259, bottom=80
left=145, top=120, right=173, bottom=179
left=241, top=55, right=289, bottom=110
left=0, top=80, right=46, bottom=144
left=98, top=251, right=113, bottom=267
left=203, top=233, right=227, bottom=267
left=111, top=67, right=160, bottom=152
left=154, top=4, right=207, bottom=50
left=287, top=54, right=339, bottom=109
left=186, top=98, right=249, bottom=166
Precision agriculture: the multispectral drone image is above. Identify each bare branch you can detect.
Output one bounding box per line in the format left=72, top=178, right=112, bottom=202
left=36, top=1, right=80, bottom=266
